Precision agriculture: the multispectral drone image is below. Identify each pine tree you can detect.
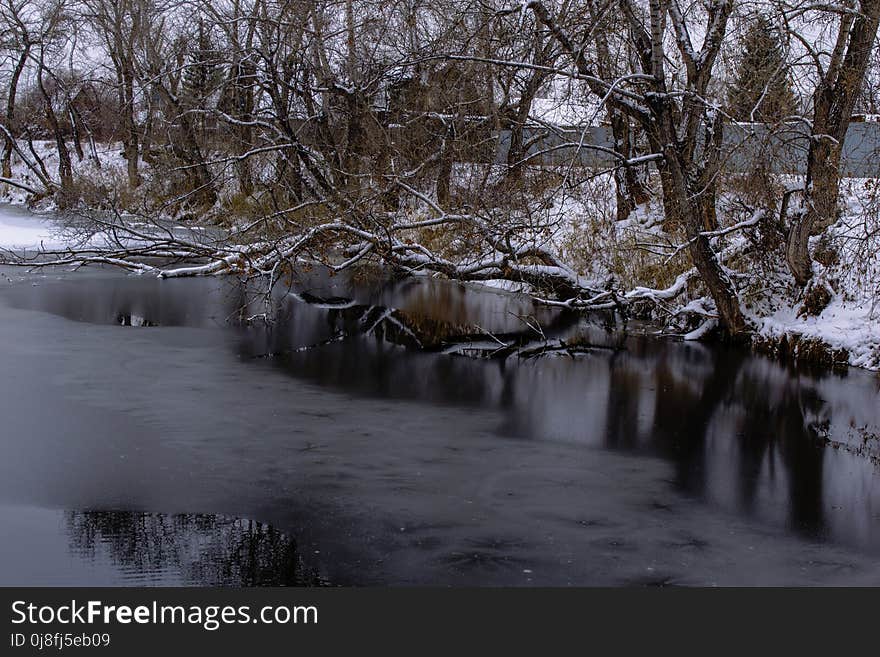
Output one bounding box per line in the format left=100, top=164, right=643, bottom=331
left=727, top=17, right=798, bottom=123
left=180, top=19, right=222, bottom=141
left=181, top=20, right=221, bottom=113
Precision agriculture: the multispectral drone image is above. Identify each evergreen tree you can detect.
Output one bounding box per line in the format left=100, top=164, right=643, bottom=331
left=180, top=19, right=222, bottom=141
left=181, top=20, right=221, bottom=112
left=727, top=17, right=798, bottom=123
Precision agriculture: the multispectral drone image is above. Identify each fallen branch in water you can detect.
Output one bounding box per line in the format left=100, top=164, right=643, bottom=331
left=0, top=182, right=756, bottom=339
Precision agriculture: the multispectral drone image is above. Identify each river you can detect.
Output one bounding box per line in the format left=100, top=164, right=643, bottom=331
left=1, top=205, right=879, bottom=586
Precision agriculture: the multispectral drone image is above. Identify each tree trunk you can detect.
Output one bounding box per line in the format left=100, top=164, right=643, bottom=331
left=504, top=54, right=547, bottom=181
left=590, top=9, right=651, bottom=221
left=436, top=143, right=453, bottom=206
left=658, top=143, right=748, bottom=337
left=37, top=60, right=74, bottom=199
left=153, top=82, right=215, bottom=206
left=234, top=60, right=255, bottom=196
left=68, top=106, right=85, bottom=162
left=786, top=1, right=880, bottom=285
left=2, top=47, right=29, bottom=180
left=504, top=114, right=528, bottom=181
left=786, top=134, right=841, bottom=285
left=122, top=69, right=140, bottom=188
left=608, top=109, right=651, bottom=221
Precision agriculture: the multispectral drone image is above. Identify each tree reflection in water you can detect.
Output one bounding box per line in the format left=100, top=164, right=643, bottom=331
left=5, top=270, right=878, bottom=556
left=65, top=511, right=323, bottom=586
left=252, top=297, right=880, bottom=553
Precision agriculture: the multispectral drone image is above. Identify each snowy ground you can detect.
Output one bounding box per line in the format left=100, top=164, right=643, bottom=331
left=752, top=179, right=880, bottom=370
left=0, top=204, right=67, bottom=251
left=523, top=176, right=880, bottom=371
left=756, top=299, right=880, bottom=370
left=0, top=140, right=128, bottom=207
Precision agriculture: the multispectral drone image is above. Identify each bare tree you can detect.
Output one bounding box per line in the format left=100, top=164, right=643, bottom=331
left=1, top=0, right=35, bottom=181
left=587, top=0, right=651, bottom=220
left=521, top=0, right=748, bottom=335
left=785, top=0, right=880, bottom=285
left=3, top=0, right=879, bottom=348
left=80, top=0, right=146, bottom=188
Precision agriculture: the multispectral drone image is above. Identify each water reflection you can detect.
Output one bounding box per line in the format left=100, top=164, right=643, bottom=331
left=2, top=268, right=879, bottom=560
left=1, top=272, right=230, bottom=328
left=65, top=511, right=320, bottom=586
left=242, top=291, right=880, bottom=553
left=0, top=506, right=320, bottom=586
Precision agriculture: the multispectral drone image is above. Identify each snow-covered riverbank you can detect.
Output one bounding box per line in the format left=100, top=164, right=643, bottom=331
left=2, top=142, right=878, bottom=371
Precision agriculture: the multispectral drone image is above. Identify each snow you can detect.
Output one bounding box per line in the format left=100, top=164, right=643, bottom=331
left=543, top=171, right=880, bottom=370
left=0, top=205, right=67, bottom=250
left=1, top=140, right=130, bottom=208
left=744, top=178, right=880, bottom=371
left=531, top=87, right=602, bottom=126
left=683, top=318, right=718, bottom=341
left=754, top=297, right=880, bottom=370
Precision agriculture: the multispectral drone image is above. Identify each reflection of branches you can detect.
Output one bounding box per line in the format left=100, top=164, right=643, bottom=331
left=65, top=511, right=322, bottom=586
left=251, top=289, right=599, bottom=360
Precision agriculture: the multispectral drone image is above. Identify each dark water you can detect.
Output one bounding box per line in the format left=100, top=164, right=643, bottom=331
left=1, top=265, right=879, bottom=586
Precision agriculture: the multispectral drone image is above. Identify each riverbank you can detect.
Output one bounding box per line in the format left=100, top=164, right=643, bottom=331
left=2, top=142, right=878, bottom=372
